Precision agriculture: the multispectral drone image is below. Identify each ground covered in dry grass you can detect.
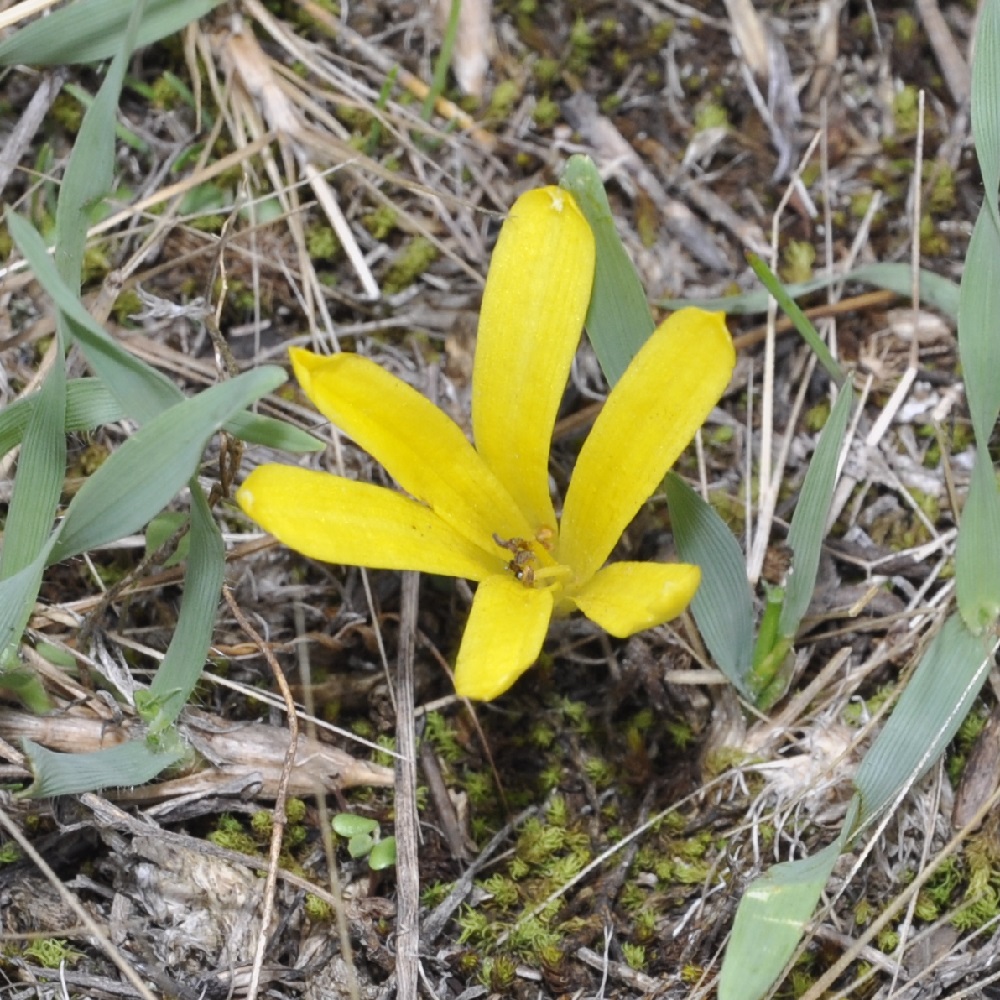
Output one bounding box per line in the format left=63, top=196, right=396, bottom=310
left=0, top=1, right=993, bottom=998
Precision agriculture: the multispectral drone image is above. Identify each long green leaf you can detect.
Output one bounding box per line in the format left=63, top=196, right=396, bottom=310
left=0, top=380, right=124, bottom=460
left=0, top=346, right=65, bottom=582
left=662, top=262, right=960, bottom=320
left=143, top=481, right=225, bottom=729
left=0, top=0, right=227, bottom=67
left=49, top=366, right=284, bottom=563
left=664, top=473, right=754, bottom=698
left=778, top=382, right=854, bottom=638
left=560, top=154, right=655, bottom=386
left=719, top=837, right=848, bottom=1000
left=53, top=0, right=144, bottom=289
left=20, top=737, right=185, bottom=798
left=852, top=615, right=994, bottom=826
left=747, top=254, right=846, bottom=386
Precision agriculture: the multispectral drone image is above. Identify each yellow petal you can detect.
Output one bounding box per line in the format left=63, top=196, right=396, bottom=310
left=559, top=308, right=735, bottom=580
left=571, top=562, right=700, bottom=637
left=454, top=574, right=554, bottom=700
left=291, top=349, right=534, bottom=549
left=472, top=187, right=596, bottom=530
left=237, top=465, right=503, bottom=580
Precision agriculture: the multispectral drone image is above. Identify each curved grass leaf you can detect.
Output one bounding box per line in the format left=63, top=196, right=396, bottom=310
left=719, top=837, right=848, bottom=1000
left=0, top=380, right=124, bottom=460
left=663, top=262, right=960, bottom=321
left=20, top=737, right=186, bottom=799
left=143, top=482, right=225, bottom=729
left=0, top=0, right=226, bottom=67
left=560, top=154, right=655, bottom=386
left=664, top=472, right=754, bottom=698
left=49, top=366, right=284, bottom=563
left=777, top=382, right=854, bottom=638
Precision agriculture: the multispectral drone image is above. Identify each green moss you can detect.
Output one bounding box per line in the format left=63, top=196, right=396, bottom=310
left=694, top=101, right=728, bottom=132
left=305, top=893, right=332, bottom=921
left=534, top=58, right=561, bottom=87
left=383, top=236, right=438, bottom=294
left=893, top=85, right=922, bottom=133
left=895, top=12, right=919, bottom=44
left=489, top=79, right=522, bottom=119
left=567, top=16, right=595, bottom=73
left=621, top=942, right=647, bottom=970
left=481, top=872, right=520, bottom=909
left=425, top=710, right=463, bottom=763
left=919, top=213, right=949, bottom=255
left=780, top=240, right=816, bottom=284
left=925, top=161, right=957, bottom=213
left=532, top=95, right=560, bottom=128
left=24, top=939, right=82, bottom=968
left=307, top=225, right=341, bottom=260
left=362, top=204, right=398, bottom=240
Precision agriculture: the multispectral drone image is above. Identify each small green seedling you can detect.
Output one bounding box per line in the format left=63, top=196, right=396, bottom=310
left=332, top=813, right=397, bottom=871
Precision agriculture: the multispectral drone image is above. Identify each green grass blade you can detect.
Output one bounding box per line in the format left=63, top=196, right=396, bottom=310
left=422, top=0, right=460, bottom=121
left=226, top=410, right=325, bottom=452
left=777, top=382, right=854, bottom=638
left=0, top=350, right=65, bottom=582
left=53, top=0, right=143, bottom=290
left=144, top=482, right=225, bottom=728
left=49, top=366, right=285, bottom=563
left=853, top=614, right=994, bottom=827
left=662, top=262, right=960, bottom=320
left=747, top=254, right=846, bottom=385
left=719, top=837, right=848, bottom=1000
left=956, top=449, right=1000, bottom=631
left=957, top=209, right=1000, bottom=444
left=0, top=558, right=50, bottom=657
left=560, top=154, right=655, bottom=386
left=0, top=0, right=227, bottom=67
left=664, top=472, right=754, bottom=698
left=20, top=737, right=185, bottom=798
left=954, top=0, right=1000, bottom=634
left=7, top=213, right=183, bottom=423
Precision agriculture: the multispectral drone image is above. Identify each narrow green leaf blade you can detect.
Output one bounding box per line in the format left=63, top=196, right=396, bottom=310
left=226, top=410, right=325, bottom=452
left=778, top=383, right=854, bottom=638
left=49, top=367, right=285, bottom=563
left=53, top=0, right=144, bottom=289
left=747, top=254, right=846, bottom=385
left=662, top=262, right=960, bottom=320
left=957, top=208, right=1000, bottom=443
left=664, top=472, right=754, bottom=697
left=560, top=154, right=655, bottom=386
left=0, top=0, right=227, bottom=67
left=0, top=557, right=50, bottom=657
left=719, top=838, right=847, bottom=1000
left=20, top=737, right=185, bottom=798
left=7, top=212, right=184, bottom=423
left=853, top=614, right=994, bottom=827
left=145, top=482, right=225, bottom=727
left=956, top=450, right=1000, bottom=632
left=0, top=353, right=65, bottom=581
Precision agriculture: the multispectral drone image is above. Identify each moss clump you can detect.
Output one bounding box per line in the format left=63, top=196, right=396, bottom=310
left=383, top=237, right=438, bottom=294
left=24, top=939, right=82, bottom=968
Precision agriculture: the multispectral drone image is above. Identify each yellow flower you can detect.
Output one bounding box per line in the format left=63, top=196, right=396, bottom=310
left=237, top=187, right=735, bottom=700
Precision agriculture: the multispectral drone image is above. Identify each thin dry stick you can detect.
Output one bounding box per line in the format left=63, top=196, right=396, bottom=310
left=915, top=0, right=971, bottom=104
left=394, top=572, right=422, bottom=1000
left=0, top=804, right=159, bottom=1000
left=223, top=585, right=298, bottom=1000
left=748, top=129, right=823, bottom=583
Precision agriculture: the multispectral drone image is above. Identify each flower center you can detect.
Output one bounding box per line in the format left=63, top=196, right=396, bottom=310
left=492, top=527, right=569, bottom=590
